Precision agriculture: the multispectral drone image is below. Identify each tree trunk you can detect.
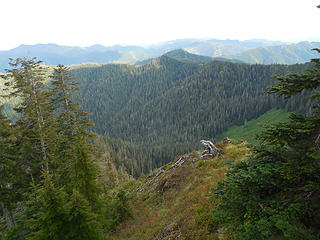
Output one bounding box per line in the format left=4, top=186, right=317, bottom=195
left=200, top=140, right=219, bottom=158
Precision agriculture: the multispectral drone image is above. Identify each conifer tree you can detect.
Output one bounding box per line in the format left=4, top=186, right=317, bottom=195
left=1, top=59, right=60, bottom=239
left=2, top=60, right=105, bottom=239
left=3, top=58, right=56, bottom=176
left=0, top=105, right=20, bottom=230
left=50, top=65, right=101, bottom=206
left=211, top=49, right=320, bottom=239
left=26, top=170, right=105, bottom=240
left=1, top=60, right=133, bottom=239
left=27, top=171, right=71, bottom=240
left=51, top=65, right=92, bottom=138
left=49, top=65, right=105, bottom=238
left=66, top=189, right=104, bottom=240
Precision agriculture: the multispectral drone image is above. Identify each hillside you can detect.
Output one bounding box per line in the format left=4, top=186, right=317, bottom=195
left=227, top=41, right=320, bottom=64
left=0, top=53, right=313, bottom=176
left=110, top=141, right=250, bottom=240
left=219, top=108, right=291, bottom=145
left=70, top=56, right=312, bottom=174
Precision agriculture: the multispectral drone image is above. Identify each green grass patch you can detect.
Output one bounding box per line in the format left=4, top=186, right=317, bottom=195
left=220, top=109, right=291, bottom=145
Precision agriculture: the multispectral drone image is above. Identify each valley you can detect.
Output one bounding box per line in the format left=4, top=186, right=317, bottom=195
left=68, top=50, right=312, bottom=175
left=0, top=39, right=319, bottom=240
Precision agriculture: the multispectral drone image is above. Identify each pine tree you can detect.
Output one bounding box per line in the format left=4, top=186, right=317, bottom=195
left=66, top=189, right=104, bottom=240
left=26, top=171, right=71, bottom=240
left=49, top=65, right=105, bottom=236
left=0, top=105, right=20, bottom=230
left=3, top=58, right=56, bottom=176
left=1, top=60, right=135, bottom=239
left=50, top=64, right=92, bottom=139
left=2, top=60, right=105, bottom=239
left=1, top=59, right=60, bottom=239
left=50, top=65, right=101, bottom=206
left=211, top=49, right=320, bottom=239
left=27, top=171, right=105, bottom=240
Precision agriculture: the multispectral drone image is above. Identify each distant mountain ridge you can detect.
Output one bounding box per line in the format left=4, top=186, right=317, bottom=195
left=0, top=38, right=287, bottom=72
left=182, top=39, right=285, bottom=57
left=226, top=41, right=320, bottom=64
left=0, top=43, right=121, bottom=72
left=0, top=39, right=319, bottom=72
left=136, top=49, right=245, bottom=65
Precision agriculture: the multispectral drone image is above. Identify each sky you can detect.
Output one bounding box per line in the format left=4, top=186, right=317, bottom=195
left=0, top=0, right=319, bottom=50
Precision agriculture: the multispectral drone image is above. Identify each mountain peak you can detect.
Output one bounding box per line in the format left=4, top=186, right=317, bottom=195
left=164, top=49, right=213, bottom=63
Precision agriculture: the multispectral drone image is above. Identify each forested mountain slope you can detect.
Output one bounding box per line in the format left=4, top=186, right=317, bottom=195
left=71, top=55, right=312, bottom=174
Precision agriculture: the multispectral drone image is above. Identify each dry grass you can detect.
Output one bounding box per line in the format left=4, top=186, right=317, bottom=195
left=110, top=141, right=250, bottom=240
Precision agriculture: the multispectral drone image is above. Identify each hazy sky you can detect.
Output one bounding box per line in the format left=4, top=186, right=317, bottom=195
left=0, top=0, right=319, bottom=50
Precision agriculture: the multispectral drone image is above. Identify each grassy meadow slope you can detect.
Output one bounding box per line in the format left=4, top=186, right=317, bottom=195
left=110, top=141, right=250, bottom=240
left=219, top=109, right=291, bottom=145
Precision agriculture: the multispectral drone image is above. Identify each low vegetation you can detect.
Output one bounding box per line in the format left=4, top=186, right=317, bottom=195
left=110, top=141, right=250, bottom=240
left=219, top=108, right=291, bottom=145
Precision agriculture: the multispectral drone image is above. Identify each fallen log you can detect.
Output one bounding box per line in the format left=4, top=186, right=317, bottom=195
left=200, top=139, right=219, bottom=158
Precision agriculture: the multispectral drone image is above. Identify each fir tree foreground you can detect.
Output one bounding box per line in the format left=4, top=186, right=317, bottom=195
left=211, top=49, right=320, bottom=239
left=0, top=59, right=131, bottom=240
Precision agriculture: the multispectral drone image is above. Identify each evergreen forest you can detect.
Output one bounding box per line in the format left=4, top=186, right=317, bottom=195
left=0, top=60, right=132, bottom=239
left=0, top=43, right=319, bottom=239
left=70, top=52, right=313, bottom=175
